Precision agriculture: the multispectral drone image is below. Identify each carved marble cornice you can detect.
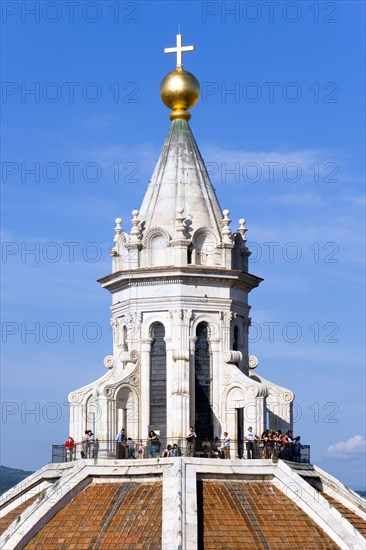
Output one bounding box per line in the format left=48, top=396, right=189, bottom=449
left=98, top=267, right=263, bottom=294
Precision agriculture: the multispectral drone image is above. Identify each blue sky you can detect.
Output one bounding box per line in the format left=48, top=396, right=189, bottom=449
left=1, top=1, right=365, bottom=488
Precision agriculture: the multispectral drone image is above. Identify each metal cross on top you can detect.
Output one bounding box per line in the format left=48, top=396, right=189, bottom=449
left=164, top=34, right=195, bottom=68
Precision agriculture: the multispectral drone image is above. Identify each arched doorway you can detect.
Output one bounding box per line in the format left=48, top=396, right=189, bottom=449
left=116, top=386, right=138, bottom=439
left=194, top=322, right=213, bottom=440
left=149, top=322, right=166, bottom=437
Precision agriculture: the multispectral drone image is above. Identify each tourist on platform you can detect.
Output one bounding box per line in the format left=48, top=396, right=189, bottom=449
left=148, top=431, right=159, bottom=458
left=185, top=426, right=197, bottom=457
left=293, top=436, right=302, bottom=462
left=274, top=430, right=282, bottom=457
left=280, top=430, right=294, bottom=460
left=171, top=443, right=181, bottom=457
left=127, top=437, right=135, bottom=459
left=162, top=444, right=172, bottom=457
left=86, top=430, right=94, bottom=458
left=266, top=431, right=278, bottom=459
left=201, top=437, right=212, bottom=458
left=259, top=430, right=269, bottom=458
left=212, top=437, right=221, bottom=458
left=137, top=439, right=145, bottom=459
left=222, top=432, right=231, bottom=459
left=116, top=428, right=127, bottom=459
left=244, top=426, right=259, bottom=459
left=93, top=438, right=99, bottom=459
left=64, top=436, right=76, bottom=462
left=81, top=430, right=89, bottom=459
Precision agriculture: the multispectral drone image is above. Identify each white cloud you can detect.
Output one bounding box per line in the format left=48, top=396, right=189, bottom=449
left=326, top=435, right=366, bottom=458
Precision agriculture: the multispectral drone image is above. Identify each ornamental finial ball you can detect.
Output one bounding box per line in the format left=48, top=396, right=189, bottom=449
left=160, top=68, right=200, bottom=121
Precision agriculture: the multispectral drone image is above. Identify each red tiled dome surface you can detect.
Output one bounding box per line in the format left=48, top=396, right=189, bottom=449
left=25, top=482, right=162, bottom=549
left=320, top=492, right=366, bottom=537
left=197, top=481, right=338, bottom=549
left=0, top=493, right=40, bottom=536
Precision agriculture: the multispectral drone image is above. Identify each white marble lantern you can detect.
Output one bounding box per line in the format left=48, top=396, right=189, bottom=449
left=69, top=35, right=294, bottom=457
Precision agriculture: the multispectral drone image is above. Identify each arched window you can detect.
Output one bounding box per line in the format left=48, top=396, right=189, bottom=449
left=150, top=323, right=166, bottom=437
left=195, top=322, right=213, bottom=440
left=150, top=235, right=167, bottom=266
left=195, top=233, right=216, bottom=266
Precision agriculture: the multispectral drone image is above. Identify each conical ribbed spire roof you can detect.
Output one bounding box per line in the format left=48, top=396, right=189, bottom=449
left=139, top=119, right=223, bottom=239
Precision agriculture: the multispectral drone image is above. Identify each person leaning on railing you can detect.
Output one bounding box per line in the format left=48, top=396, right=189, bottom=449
left=222, top=432, right=231, bottom=459
left=280, top=430, right=294, bottom=460
left=244, top=427, right=259, bottom=459
left=148, top=431, right=159, bottom=458
left=64, top=436, right=76, bottom=462
left=201, top=437, right=212, bottom=458
left=116, top=429, right=127, bottom=459
left=258, top=430, right=269, bottom=458
left=185, top=426, right=197, bottom=457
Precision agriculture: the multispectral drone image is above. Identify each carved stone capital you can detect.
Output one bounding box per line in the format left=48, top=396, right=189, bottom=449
left=70, top=393, right=83, bottom=404
left=223, top=350, right=243, bottom=364
left=172, top=350, right=190, bottom=362
left=118, top=349, right=139, bottom=365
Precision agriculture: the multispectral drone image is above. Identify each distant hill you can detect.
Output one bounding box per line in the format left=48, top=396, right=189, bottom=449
left=0, top=465, right=34, bottom=495
left=356, top=490, right=366, bottom=499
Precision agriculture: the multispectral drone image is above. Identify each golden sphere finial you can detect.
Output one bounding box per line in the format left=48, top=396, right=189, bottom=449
left=160, top=67, right=200, bottom=120
left=162, top=33, right=200, bottom=120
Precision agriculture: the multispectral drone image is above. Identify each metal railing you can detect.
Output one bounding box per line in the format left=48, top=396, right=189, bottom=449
left=52, top=439, right=310, bottom=464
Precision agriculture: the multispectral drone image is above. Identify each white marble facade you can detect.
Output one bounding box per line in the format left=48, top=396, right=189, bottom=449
left=68, top=119, right=294, bottom=454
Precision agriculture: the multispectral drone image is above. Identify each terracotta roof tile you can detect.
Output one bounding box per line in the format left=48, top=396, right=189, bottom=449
left=25, top=482, right=162, bottom=549
left=320, top=492, right=366, bottom=537
left=197, top=481, right=338, bottom=549
left=0, top=493, right=40, bottom=535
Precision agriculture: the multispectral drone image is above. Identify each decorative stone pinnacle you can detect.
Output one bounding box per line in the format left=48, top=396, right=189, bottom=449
left=221, top=209, right=232, bottom=243
left=130, top=210, right=140, bottom=241
left=238, top=218, right=248, bottom=242
left=175, top=207, right=186, bottom=236
left=113, top=217, right=123, bottom=241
